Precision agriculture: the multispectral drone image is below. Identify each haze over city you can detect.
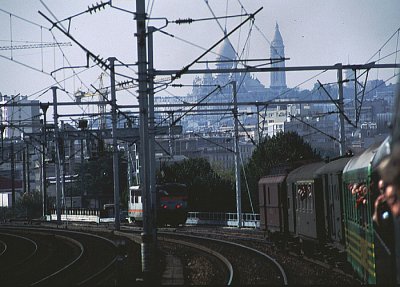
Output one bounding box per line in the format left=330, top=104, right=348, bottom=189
left=1, top=0, right=399, bottom=117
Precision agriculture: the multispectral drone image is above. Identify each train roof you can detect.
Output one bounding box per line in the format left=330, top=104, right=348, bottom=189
left=286, top=161, right=325, bottom=182
left=371, top=136, right=391, bottom=169
left=342, top=140, right=383, bottom=174
left=314, top=157, right=353, bottom=176
left=259, top=175, right=287, bottom=185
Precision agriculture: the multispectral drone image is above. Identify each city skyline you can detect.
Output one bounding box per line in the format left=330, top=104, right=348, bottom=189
left=0, top=0, right=399, bottom=117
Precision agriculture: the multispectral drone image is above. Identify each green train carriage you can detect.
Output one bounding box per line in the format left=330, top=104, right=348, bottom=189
left=342, top=138, right=395, bottom=284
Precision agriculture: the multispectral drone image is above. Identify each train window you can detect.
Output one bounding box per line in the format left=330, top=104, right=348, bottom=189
left=297, top=183, right=314, bottom=212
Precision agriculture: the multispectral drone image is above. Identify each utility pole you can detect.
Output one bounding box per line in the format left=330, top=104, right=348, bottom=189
left=148, top=26, right=157, bottom=245
left=10, top=140, right=15, bottom=209
left=0, top=125, right=5, bottom=160
left=52, top=87, right=61, bottom=225
left=23, top=145, right=26, bottom=194
left=256, top=104, right=261, bottom=144
left=60, top=121, right=66, bottom=211
left=26, top=142, right=30, bottom=194
left=109, top=57, right=120, bottom=231
left=231, top=81, right=242, bottom=228
left=78, top=119, right=86, bottom=204
left=168, top=111, right=174, bottom=156
left=40, top=102, right=49, bottom=218
left=337, top=64, right=345, bottom=156
left=135, top=0, right=153, bottom=278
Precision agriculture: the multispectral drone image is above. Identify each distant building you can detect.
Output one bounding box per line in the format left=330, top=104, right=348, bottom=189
left=0, top=141, right=25, bottom=207
left=155, top=132, right=255, bottom=171
left=0, top=94, right=40, bottom=139
left=154, top=22, right=397, bottom=162
left=270, top=23, right=287, bottom=94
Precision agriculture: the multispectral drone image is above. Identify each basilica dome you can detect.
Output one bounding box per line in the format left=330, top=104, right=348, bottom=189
left=216, top=37, right=236, bottom=69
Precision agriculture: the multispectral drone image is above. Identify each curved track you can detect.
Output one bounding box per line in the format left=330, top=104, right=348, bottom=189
left=161, top=236, right=234, bottom=285
left=159, top=231, right=287, bottom=285
left=0, top=226, right=119, bottom=285
left=0, top=232, right=38, bottom=271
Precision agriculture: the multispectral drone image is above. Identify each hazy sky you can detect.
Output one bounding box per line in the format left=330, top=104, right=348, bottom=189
left=1, top=0, right=399, bottom=116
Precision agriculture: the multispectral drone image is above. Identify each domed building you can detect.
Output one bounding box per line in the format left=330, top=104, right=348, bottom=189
left=215, top=34, right=236, bottom=70
left=156, top=23, right=289, bottom=136
left=186, top=30, right=277, bottom=132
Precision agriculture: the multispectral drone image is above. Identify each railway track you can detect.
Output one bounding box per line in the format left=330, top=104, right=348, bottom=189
left=158, top=231, right=287, bottom=285
left=0, top=226, right=123, bottom=285
left=159, top=237, right=233, bottom=285
left=116, top=225, right=287, bottom=285
left=0, top=232, right=38, bottom=272
left=0, top=222, right=361, bottom=285
left=172, top=225, right=361, bottom=285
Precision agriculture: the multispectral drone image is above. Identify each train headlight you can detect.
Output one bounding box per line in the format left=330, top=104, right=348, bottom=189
left=175, top=204, right=182, bottom=209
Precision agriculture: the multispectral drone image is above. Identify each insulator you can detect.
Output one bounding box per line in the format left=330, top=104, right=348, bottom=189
left=175, top=18, right=193, bottom=25
left=88, top=1, right=108, bottom=14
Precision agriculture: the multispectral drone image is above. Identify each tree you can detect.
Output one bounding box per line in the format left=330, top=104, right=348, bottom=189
left=243, top=131, right=321, bottom=212
left=66, top=150, right=127, bottom=208
left=17, top=191, right=42, bottom=219
left=158, top=158, right=235, bottom=212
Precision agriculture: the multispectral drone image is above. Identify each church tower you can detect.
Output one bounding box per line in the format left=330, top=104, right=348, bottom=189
left=270, top=23, right=287, bottom=92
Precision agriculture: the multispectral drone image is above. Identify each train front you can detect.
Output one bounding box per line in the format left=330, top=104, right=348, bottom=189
left=157, top=183, right=188, bottom=227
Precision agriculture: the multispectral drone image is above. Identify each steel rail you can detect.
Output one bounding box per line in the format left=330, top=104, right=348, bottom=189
left=0, top=226, right=118, bottom=286
left=76, top=232, right=118, bottom=286
left=0, top=232, right=38, bottom=266
left=161, top=236, right=234, bottom=285
left=160, top=231, right=288, bottom=285
left=0, top=239, right=6, bottom=257
left=30, top=234, right=84, bottom=286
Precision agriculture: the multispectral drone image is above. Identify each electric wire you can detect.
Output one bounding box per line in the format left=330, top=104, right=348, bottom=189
left=236, top=0, right=283, bottom=59
left=0, top=8, right=48, bottom=29
left=366, top=27, right=400, bottom=64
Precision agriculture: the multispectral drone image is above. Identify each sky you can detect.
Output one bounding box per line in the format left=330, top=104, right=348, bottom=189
left=0, top=0, right=399, bottom=118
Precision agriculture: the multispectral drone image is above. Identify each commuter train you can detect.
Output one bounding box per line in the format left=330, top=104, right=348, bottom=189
left=258, top=137, right=396, bottom=284
left=128, top=182, right=188, bottom=226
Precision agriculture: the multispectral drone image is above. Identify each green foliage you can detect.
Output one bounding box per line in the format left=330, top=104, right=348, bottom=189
left=68, top=150, right=127, bottom=207
left=158, top=158, right=235, bottom=212
left=243, top=131, right=320, bottom=212
left=16, top=190, right=42, bottom=219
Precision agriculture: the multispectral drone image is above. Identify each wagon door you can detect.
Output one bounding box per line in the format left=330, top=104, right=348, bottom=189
left=287, top=182, right=296, bottom=234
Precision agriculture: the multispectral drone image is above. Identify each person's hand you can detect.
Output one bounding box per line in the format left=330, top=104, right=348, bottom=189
left=377, top=179, right=400, bottom=218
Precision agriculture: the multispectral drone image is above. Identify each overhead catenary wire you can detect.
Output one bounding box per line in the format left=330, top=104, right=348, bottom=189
left=366, top=26, right=400, bottom=64
left=37, top=6, right=142, bottom=124
left=0, top=7, right=48, bottom=29
left=171, top=7, right=263, bottom=81
left=289, top=114, right=339, bottom=143
left=235, top=0, right=283, bottom=59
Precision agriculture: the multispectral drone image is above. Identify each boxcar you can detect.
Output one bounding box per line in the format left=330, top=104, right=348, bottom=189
left=286, top=162, right=325, bottom=242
